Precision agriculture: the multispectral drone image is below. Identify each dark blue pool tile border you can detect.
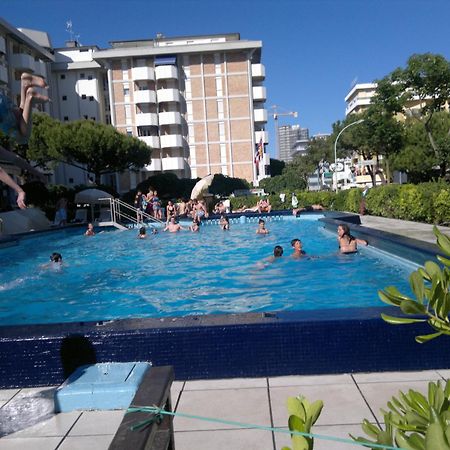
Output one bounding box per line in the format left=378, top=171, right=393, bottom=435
left=1, top=306, right=450, bottom=388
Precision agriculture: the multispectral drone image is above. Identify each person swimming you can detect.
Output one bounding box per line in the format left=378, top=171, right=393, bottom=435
left=219, top=214, right=230, bottom=230
left=138, top=226, right=147, bottom=239
left=337, top=223, right=368, bottom=254
left=85, top=223, right=95, bottom=236
left=291, top=238, right=306, bottom=258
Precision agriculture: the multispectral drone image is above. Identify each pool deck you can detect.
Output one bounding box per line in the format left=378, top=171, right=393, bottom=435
left=0, top=215, right=449, bottom=449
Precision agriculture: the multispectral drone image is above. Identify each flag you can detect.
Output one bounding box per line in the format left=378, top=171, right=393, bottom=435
left=254, top=137, right=264, bottom=165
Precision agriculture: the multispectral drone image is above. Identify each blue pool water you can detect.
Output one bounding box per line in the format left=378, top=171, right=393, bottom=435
left=0, top=215, right=415, bottom=326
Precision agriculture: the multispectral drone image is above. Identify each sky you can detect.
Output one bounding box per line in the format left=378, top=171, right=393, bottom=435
left=2, top=0, right=450, bottom=157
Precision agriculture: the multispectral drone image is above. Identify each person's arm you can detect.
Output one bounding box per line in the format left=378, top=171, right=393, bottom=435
left=0, top=166, right=26, bottom=209
left=356, top=238, right=368, bottom=246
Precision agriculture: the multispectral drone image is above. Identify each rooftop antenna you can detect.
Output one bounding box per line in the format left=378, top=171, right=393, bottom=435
left=350, top=76, right=358, bottom=89
left=66, top=19, right=74, bottom=41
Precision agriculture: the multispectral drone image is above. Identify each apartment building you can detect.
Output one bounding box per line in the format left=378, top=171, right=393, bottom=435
left=1, top=17, right=269, bottom=193
left=278, top=124, right=309, bottom=162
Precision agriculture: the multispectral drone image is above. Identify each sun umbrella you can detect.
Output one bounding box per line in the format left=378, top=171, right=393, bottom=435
left=190, top=174, right=215, bottom=200
left=74, top=189, right=114, bottom=222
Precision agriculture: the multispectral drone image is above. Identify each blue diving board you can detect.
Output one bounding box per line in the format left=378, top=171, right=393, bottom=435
left=54, top=362, right=151, bottom=412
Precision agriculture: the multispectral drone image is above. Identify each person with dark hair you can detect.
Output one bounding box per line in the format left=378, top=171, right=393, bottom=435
left=138, top=226, right=147, bottom=239
left=256, top=218, right=269, bottom=234
left=85, top=223, right=95, bottom=236
left=50, top=252, right=62, bottom=263
left=190, top=218, right=200, bottom=232
left=219, top=214, right=230, bottom=230
left=337, top=223, right=368, bottom=254
left=273, top=245, right=283, bottom=258
left=291, top=238, right=306, bottom=258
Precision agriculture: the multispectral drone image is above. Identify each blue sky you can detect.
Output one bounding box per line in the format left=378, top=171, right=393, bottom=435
left=2, top=0, right=450, bottom=157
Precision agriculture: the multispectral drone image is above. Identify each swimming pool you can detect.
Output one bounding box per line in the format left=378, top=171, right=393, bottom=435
left=0, top=215, right=415, bottom=326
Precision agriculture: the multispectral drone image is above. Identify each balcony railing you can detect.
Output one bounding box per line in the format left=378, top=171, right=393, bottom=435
left=252, top=86, right=266, bottom=101
left=132, top=67, right=155, bottom=81
left=157, top=88, right=180, bottom=103
left=144, top=158, right=162, bottom=172
left=135, top=113, right=158, bottom=127
left=255, top=130, right=269, bottom=144
left=10, top=53, right=35, bottom=71
left=251, top=64, right=265, bottom=79
left=162, top=156, right=185, bottom=171
left=253, top=109, right=268, bottom=123
left=138, top=135, right=160, bottom=149
left=134, top=90, right=157, bottom=104
left=155, top=65, right=178, bottom=80
left=160, top=134, right=183, bottom=148
left=0, top=65, right=8, bottom=84
left=158, top=111, right=181, bottom=126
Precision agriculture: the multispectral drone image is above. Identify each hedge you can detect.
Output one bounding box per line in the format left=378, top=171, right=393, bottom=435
left=230, top=183, right=450, bottom=225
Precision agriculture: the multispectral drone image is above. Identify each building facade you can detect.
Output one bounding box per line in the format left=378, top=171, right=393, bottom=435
left=278, top=124, right=309, bottom=162
left=0, top=17, right=269, bottom=194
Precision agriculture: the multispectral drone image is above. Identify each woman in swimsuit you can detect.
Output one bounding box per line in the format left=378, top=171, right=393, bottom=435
left=337, top=224, right=367, bottom=254
left=166, top=200, right=177, bottom=222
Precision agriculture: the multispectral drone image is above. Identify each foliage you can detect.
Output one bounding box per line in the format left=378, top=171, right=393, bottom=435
left=377, top=53, right=450, bottom=178
left=209, top=174, right=250, bottom=196
left=270, top=158, right=286, bottom=177
left=229, top=195, right=258, bottom=211
left=379, top=227, right=450, bottom=343
left=352, top=380, right=450, bottom=450
left=332, top=188, right=363, bottom=213
left=28, top=114, right=152, bottom=184
left=282, top=395, right=323, bottom=450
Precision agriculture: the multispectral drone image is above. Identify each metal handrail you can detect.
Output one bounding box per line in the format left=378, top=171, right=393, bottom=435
left=0, top=218, right=3, bottom=234
left=99, top=198, right=164, bottom=229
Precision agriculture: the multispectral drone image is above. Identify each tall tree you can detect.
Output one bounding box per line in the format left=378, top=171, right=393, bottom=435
left=28, top=115, right=152, bottom=184
left=376, top=53, right=450, bottom=177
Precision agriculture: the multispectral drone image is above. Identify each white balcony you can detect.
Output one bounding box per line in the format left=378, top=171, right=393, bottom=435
left=253, top=108, right=268, bottom=123
left=0, top=36, right=6, bottom=54
left=251, top=64, right=265, bottom=79
left=158, top=111, right=181, bottom=126
left=144, top=158, right=162, bottom=172
left=157, top=88, right=180, bottom=103
left=135, top=112, right=158, bottom=127
left=0, top=65, right=8, bottom=84
left=255, top=131, right=269, bottom=144
left=155, top=65, right=178, bottom=80
left=10, top=53, right=35, bottom=71
left=252, top=86, right=266, bottom=101
left=133, top=90, right=156, bottom=104
left=138, top=135, right=160, bottom=149
left=162, top=156, right=185, bottom=171
left=160, top=134, right=183, bottom=148
left=132, top=66, right=155, bottom=81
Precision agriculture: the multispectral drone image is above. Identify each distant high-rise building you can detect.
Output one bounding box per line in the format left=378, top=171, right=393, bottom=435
left=278, top=124, right=309, bottom=162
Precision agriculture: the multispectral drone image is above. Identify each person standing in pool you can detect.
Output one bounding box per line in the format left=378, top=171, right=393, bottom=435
left=164, top=217, right=184, bottom=233
left=85, top=223, right=95, bottom=236
left=291, top=238, right=306, bottom=258
left=337, top=224, right=367, bottom=254
left=219, top=214, right=230, bottom=230
left=256, top=219, right=269, bottom=234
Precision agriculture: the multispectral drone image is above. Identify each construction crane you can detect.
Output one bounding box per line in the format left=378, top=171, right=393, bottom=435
left=270, top=105, right=298, bottom=160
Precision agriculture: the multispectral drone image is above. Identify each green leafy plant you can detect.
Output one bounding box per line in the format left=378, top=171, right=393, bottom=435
left=352, top=380, right=450, bottom=450
left=379, top=226, right=450, bottom=343
left=281, top=395, right=323, bottom=450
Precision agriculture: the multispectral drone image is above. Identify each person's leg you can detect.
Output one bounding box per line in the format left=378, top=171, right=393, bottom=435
left=17, top=73, right=49, bottom=139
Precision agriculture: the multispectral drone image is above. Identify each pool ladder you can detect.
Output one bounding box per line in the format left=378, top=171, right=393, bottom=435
left=98, top=198, right=164, bottom=230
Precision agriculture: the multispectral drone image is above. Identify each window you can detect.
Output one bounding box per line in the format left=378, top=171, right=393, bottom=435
left=126, top=127, right=133, bottom=136
left=218, top=122, right=225, bottom=142
left=63, top=116, right=69, bottom=121
left=89, top=96, right=94, bottom=101
left=83, top=115, right=88, bottom=119
left=88, top=75, right=93, bottom=80
left=68, top=178, right=74, bottom=183
left=80, top=73, right=85, bottom=79
left=215, top=77, right=223, bottom=97
left=62, top=95, right=67, bottom=101
left=81, top=94, right=87, bottom=100
left=60, top=74, right=66, bottom=80
left=91, top=117, right=96, bottom=121
left=217, top=100, right=224, bottom=119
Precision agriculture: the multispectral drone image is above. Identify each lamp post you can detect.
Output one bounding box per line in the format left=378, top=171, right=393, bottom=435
left=333, top=119, right=364, bottom=193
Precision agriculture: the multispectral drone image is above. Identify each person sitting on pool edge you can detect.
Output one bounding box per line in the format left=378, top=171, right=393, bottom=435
left=291, top=238, right=306, bottom=258
left=337, top=223, right=368, bottom=254
left=256, top=218, right=269, bottom=234
left=257, top=197, right=272, bottom=214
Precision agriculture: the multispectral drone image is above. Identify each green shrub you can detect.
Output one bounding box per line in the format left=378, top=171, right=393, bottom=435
left=229, top=195, right=258, bottom=211
left=365, top=184, right=401, bottom=217
left=433, top=189, right=450, bottom=224
left=397, top=185, right=427, bottom=221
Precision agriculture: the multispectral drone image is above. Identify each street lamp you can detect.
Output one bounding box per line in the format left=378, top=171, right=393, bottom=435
left=333, top=119, right=364, bottom=193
